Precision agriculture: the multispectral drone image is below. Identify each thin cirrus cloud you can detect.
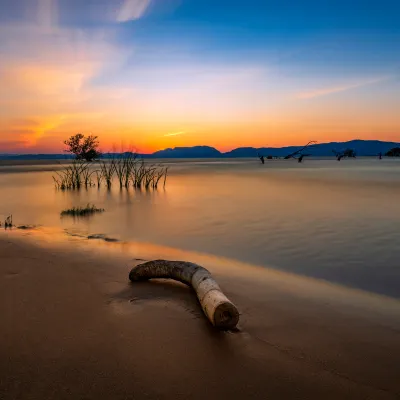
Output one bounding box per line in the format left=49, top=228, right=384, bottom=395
left=0, top=3, right=129, bottom=148
left=37, top=0, right=58, bottom=28
left=296, top=76, right=389, bottom=99
left=16, top=0, right=153, bottom=27
left=117, top=0, right=152, bottom=22
left=163, top=131, right=187, bottom=137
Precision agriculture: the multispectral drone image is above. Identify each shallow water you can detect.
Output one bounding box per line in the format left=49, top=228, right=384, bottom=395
left=1, top=158, right=400, bottom=298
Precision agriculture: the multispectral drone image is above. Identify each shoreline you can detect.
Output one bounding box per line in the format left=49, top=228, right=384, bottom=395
left=1, top=229, right=400, bottom=399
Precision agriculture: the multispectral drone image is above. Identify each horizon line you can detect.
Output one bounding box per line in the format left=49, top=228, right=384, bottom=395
left=1, top=138, right=399, bottom=156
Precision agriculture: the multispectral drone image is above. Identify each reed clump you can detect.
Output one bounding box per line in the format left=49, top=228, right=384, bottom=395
left=52, top=161, right=95, bottom=190
left=61, top=204, right=105, bottom=217
left=53, top=155, right=168, bottom=191
left=99, top=159, right=117, bottom=189
left=130, top=159, right=168, bottom=189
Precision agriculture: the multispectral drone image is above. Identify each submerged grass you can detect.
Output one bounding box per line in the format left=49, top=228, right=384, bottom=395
left=53, top=155, right=168, bottom=191
left=61, top=204, right=105, bottom=217
left=53, top=161, right=94, bottom=190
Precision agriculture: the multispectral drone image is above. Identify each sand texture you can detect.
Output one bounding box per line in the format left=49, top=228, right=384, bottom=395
left=1, top=231, right=400, bottom=399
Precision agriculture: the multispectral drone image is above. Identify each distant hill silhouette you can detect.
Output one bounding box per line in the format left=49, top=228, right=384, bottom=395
left=151, top=146, right=221, bottom=158
left=148, top=140, right=400, bottom=158
left=1, top=140, right=399, bottom=160
left=224, top=140, right=400, bottom=158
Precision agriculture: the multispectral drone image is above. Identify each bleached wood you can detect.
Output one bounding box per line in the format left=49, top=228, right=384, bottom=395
left=129, top=260, right=239, bottom=330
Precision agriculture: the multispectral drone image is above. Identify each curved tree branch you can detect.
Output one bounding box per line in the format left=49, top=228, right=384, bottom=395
left=129, top=260, right=240, bottom=330
left=284, top=141, right=317, bottom=159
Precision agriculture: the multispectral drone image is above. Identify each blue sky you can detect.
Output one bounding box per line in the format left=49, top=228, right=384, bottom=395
left=0, top=0, right=399, bottom=152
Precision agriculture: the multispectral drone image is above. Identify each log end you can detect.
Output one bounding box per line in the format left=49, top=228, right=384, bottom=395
left=212, top=301, right=240, bottom=330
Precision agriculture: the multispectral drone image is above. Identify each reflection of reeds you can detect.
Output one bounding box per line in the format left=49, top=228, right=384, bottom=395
left=61, top=204, right=104, bottom=217
left=52, top=156, right=168, bottom=191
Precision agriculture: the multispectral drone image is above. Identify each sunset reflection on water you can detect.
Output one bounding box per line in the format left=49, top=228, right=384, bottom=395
left=1, top=158, right=400, bottom=297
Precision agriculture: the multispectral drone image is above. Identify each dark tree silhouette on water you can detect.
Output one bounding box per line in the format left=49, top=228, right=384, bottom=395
left=284, top=141, right=316, bottom=160
left=385, top=147, right=400, bottom=157
left=332, top=148, right=356, bottom=161
left=257, top=141, right=315, bottom=164
left=344, top=148, right=356, bottom=158
left=64, top=134, right=101, bottom=162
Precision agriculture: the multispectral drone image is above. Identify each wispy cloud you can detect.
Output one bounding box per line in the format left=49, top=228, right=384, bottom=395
left=296, top=77, right=389, bottom=99
left=163, top=131, right=187, bottom=137
left=0, top=8, right=130, bottom=149
left=37, top=0, right=58, bottom=28
left=117, top=0, right=152, bottom=22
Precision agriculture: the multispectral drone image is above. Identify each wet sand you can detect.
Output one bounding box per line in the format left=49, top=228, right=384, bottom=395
left=1, top=230, right=400, bottom=399
left=2, top=157, right=400, bottom=299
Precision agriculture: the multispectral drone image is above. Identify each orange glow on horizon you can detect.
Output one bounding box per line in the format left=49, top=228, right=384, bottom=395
left=2, top=116, right=400, bottom=154
left=1, top=8, right=399, bottom=154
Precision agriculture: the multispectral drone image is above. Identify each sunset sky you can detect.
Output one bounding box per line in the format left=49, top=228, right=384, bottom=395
left=0, top=0, right=399, bottom=153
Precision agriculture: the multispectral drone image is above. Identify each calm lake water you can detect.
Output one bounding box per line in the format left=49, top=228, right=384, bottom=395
left=1, top=158, right=400, bottom=298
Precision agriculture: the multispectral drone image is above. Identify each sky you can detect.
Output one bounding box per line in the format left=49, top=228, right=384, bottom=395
left=0, top=0, right=399, bottom=153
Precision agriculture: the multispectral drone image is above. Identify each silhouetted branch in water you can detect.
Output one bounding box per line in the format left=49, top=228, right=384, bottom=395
left=332, top=148, right=356, bottom=161
left=284, top=141, right=317, bottom=160
left=4, top=215, right=12, bottom=229
left=385, top=147, right=400, bottom=157
left=297, top=154, right=311, bottom=163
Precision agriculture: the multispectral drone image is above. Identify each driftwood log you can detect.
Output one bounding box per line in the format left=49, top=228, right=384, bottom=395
left=129, top=260, right=239, bottom=330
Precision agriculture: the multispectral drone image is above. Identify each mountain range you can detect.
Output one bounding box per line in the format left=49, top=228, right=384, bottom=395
left=0, top=140, right=399, bottom=160
left=151, top=140, right=399, bottom=158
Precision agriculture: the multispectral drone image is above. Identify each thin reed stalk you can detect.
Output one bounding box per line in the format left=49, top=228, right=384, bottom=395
left=99, top=159, right=116, bottom=189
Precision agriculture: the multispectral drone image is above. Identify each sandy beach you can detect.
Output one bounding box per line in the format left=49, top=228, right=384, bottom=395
left=1, top=229, right=400, bottom=399
left=1, top=0, right=399, bottom=397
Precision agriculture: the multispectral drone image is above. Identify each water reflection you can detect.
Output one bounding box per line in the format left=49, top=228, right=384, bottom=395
left=1, top=159, right=400, bottom=297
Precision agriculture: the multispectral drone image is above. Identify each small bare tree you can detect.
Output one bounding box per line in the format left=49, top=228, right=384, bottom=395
left=64, top=134, right=101, bottom=162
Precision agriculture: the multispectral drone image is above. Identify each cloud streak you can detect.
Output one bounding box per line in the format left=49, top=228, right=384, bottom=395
left=296, top=77, right=389, bottom=99
left=117, top=0, right=152, bottom=22
left=37, top=0, right=58, bottom=28
left=163, top=131, right=187, bottom=137
left=0, top=8, right=132, bottom=149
